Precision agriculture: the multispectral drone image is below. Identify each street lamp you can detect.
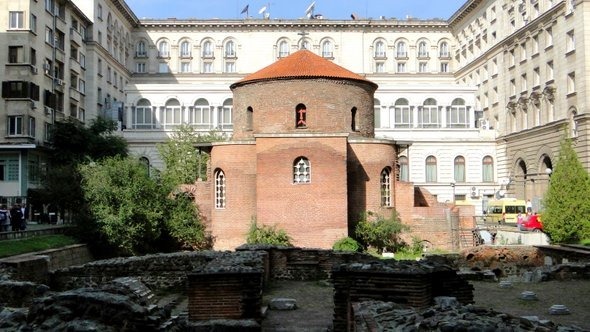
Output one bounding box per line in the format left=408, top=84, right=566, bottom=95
left=450, top=180, right=456, bottom=204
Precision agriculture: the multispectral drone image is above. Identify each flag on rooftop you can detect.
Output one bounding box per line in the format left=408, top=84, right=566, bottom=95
left=258, top=5, right=267, bottom=14
left=305, top=1, right=316, bottom=18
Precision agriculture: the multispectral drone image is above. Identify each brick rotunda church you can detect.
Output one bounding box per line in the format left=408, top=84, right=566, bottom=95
left=192, top=50, right=412, bottom=250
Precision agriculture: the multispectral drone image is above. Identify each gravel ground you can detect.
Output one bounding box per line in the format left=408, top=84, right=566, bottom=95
left=260, top=279, right=590, bottom=331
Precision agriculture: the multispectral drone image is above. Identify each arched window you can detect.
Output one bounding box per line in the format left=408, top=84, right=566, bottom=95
left=299, top=38, right=311, bottom=50
left=482, top=156, right=494, bottom=182
left=201, top=40, right=214, bottom=58
left=278, top=40, right=290, bottom=57
left=321, top=40, right=333, bottom=58
left=133, top=98, right=154, bottom=129
left=380, top=167, right=392, bottom=207
left=225, top=40, right=236, bottom=57
left=454, top=156, right=466, bottom=182
left=220, top=98, right=233, bottom=129
left=293, top=157, right=311, bottom=183
left=448, top=98, right=468, bottom=128
left=139, top=157, right=150, bottom=175
left=351, top=107, right=357, bottom=131
left=246, top=106, right=253, bottom=130
left=295, top=103, right=307, bottom=128
left=180, top=40, right=191, bottom=57
left=136, top=41, right=146, bottom=57
left=425, top=156, right=437, bottom=182
left=439, top=41, right=449, bottom=57
left=399, top=156, right=409, bottom=182
left=158, top=40, right=169, bottom=58
left=215, top=169, right=226, bottom=209
left=396, top=41, right=407, bottom=57
left=418, top=41, right=429, bottom=57
left=190, top=98, right=211, bottom=129
left=419, top=98, right=439, bottom=128
left=162, top=98, right=181, bottom=127
left=374, top=40, right=386, bottom=58
left=394, top=98, right=411, bottom=128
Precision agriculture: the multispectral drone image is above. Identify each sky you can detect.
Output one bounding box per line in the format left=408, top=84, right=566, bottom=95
left=125, top=0, right=467, bottom=21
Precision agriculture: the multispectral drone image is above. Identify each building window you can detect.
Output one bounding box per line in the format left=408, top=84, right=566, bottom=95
left=566, top=30, right=575, bottom=53
left=532, top=35, right=539, bottom=55
left=295, top=103, right=307, bottom=128
left=159, top=62, right=169, bottom=73
left=394, top=98, right=411, bottom=128
left=246, top=106, right=253, bottom=130
left=454, top=156, right=466, bottom=182
left=396, top=41, right=407, bottom=57
left=202, top=40, right=214, bottom=58
left=215, top=169, right=226, bottom=209
left=9, top=11, right=24, bottom=29
left=45, top=0, right=54, bottom=13
left=546, top=61, right=554, bottom=81
left=28, top=117, right=36, bottom=138
left=45, top=27, right=53, bottom=45
left=133, top=99, right=154, bottom=129
left=398, top=156, right=409, bottom=182
left=439, top=41, right=449, bottom=57
left=190, top=98, right=211, bottom=129
left=380, top=167, right=392, bottom=207
left=396, top=62, right=406, bottom=73
left=417, top=41, right=429, bottom=57
left=546, top=27, right=553, bottom=48
left=567, top=72, right=575, bottom=94
left=224, top=40, right=235, bottom=58
left=136, top=41, right=146, bottom=57
left=425, top=156, right=437, bottom=182
left=418, top=98, right=439, bottom=128
left=447, top=98, right=469, bottom=128
left=180, top=41, right=191, bottom=57
left=8, top=46, right=24, bottom=63
left=374, top=40, right=386, bottom=58
left=375, top=62, right=384, bottom=73
left=440, top=62, right=449, bottom=73
left=97, top=4, right=103, bottom=19
left=521, top=74, right=527, bottom=92
left=180, top=62, right=191, bottom=73
left=135, top=62, right=146, bottom=73
left=8, top=116, right=24, bottom=136
left=163, top=99, right=181, bottom=127
left=202, top=62, right=213, bottom=73
left=418, top=62, right=428, bottom=73
left=321, top=40, right=333, bottom=58
left=158, top=40, right=169, bottom=58
left=293, top=157, right=311, bottom=184
left=219, top=98, right=233, bottom=129
left=278, top=40, right=289, bottom=58
left=533, top=67, right=540, bottom=87
left=520, top=43, right=527, bottom=62
left=0, top=155, right=19, bottom=181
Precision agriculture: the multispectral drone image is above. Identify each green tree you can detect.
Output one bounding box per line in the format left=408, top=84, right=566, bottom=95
left=157, top=125, right=225, bottom=186
left=246, top=219, right=293, bottom=246
left=355, top=210, right=409, bottom=254
left=542, top=131, right=590, bottom=243
left=79, top=157, right=168, bottom=255
left=165, top=192, right=212, bottom=250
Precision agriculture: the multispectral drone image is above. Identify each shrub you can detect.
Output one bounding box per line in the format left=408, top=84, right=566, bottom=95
left=332, top=237, right=361, bottom=252
left=246, top=220, right=292, bottom=246
left=355, top=210, right=409, bottom=254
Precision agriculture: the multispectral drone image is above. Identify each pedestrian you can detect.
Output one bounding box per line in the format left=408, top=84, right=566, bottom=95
left=10, top=204, right=23, bottom=232
left=517, top=212, right=524, bottom=231
left=0, top=204, right=10, bottom=232
left=19, top=203, right=27, bottom=230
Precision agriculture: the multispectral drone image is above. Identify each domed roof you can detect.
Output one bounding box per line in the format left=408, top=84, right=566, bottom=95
left=230, top=49, right=377, bottom=89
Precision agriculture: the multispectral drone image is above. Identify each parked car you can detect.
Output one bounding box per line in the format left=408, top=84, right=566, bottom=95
left=521, top=214, right=543, bottom=232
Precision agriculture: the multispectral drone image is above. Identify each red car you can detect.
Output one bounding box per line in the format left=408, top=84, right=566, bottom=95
left=521, top=214, right=544, bottom=232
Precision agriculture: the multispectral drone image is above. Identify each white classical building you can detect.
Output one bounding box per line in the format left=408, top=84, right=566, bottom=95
left=1, top=0, right=587, bottom=215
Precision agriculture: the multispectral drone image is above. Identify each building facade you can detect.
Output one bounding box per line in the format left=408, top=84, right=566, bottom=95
left=0, top=0, right=585, bottom=219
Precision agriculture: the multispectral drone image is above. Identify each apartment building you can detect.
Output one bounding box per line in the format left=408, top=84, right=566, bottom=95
left=0, top=0, right=585, bottom=214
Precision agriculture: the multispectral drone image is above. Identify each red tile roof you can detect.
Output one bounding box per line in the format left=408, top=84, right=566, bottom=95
left=230, top=49, right=377, bottom=89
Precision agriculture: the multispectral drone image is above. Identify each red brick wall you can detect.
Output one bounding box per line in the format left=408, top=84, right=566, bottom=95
left=255, top=136, right=349, bottom=249
left=347, top=142, right=397, bottom=231
left=231, top=79, right=376, bottom=140
left=210, top=143, right=258, bottom=250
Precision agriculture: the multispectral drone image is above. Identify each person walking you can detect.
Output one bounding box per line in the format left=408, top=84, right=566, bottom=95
left=0, top=204, right=10, bottom=232
left=10, top=204, right=23, bottom=232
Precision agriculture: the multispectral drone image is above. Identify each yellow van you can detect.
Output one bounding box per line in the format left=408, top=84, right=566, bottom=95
left=484, top=198, right=527, bottom=224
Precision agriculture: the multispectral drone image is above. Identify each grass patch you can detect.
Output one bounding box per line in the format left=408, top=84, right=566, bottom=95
left=0, top=234, right=79, bottom=258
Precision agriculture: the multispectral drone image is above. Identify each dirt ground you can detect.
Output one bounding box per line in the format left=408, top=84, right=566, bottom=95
left=260, top=279, right=590, bottom=331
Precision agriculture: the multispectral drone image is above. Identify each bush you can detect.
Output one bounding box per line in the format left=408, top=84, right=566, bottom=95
left=332, top=237, right=361, bottom=252
left=246, top=220, right=292, bottom=246
left=355, top=210, right=409, bottom=254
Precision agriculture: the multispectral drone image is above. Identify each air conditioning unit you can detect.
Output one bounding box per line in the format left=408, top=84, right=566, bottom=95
left=471, top=187, right=479, bottom=198
left=30, top=101, right=37, bottom=109
left=54, top=78, right=64, bottom=86
left=44, top=106, right=54, bottom=116
left=31, top=66, right=38, bottom=75
left=479, top=119, right=490, bottom=130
